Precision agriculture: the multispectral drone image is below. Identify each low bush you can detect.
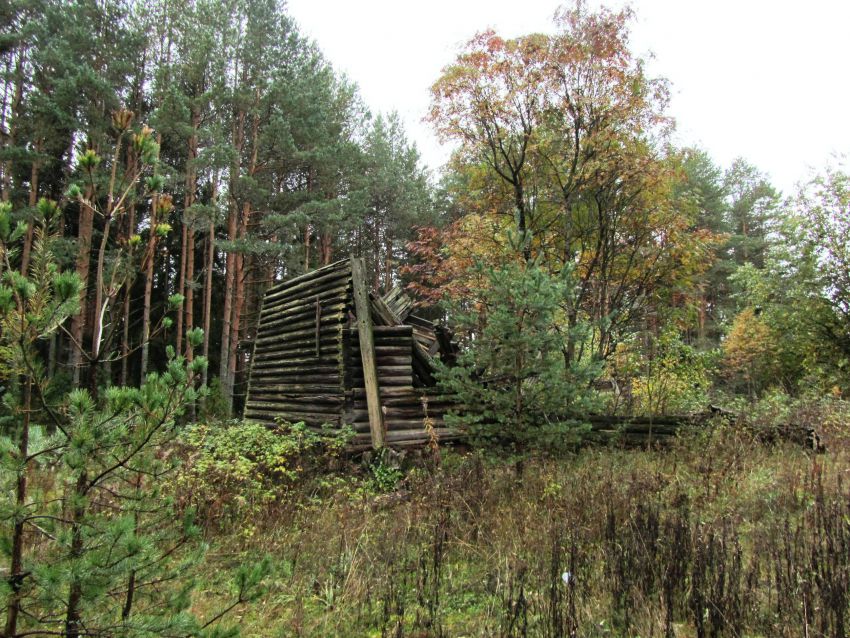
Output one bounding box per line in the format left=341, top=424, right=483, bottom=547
left=175, top=420, right=353, bottom=532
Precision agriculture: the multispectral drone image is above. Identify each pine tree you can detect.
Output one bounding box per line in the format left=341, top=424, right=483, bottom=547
left=437, top=260, right=600, bottom=455
left=0, top=200, right=267, bottom=638
left=0, top=198, right=82, bottom=638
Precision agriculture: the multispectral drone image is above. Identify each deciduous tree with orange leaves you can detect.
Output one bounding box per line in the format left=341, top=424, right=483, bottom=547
left=422, top=2, right=716, bottom=365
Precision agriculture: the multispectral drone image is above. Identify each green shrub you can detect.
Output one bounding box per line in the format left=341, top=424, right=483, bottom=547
left=613, top=328, right=720, bottom=415
left=176, top=420, right=352, bottom=532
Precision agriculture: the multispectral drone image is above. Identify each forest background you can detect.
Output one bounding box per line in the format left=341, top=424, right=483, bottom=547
left=0, top=0, right=847, bottom=411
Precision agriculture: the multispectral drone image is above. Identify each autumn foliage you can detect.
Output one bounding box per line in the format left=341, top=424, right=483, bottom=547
left=418, top=3, right=719, bottom=371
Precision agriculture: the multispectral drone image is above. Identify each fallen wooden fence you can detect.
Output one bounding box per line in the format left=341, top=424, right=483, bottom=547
left=580, top=407, right=823, bottom=450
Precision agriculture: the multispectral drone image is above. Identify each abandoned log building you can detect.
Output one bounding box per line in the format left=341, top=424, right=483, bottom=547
left=245, top=257, right=459, bottom=449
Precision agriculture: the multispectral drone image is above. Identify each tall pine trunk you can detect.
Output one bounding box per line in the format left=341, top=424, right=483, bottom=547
left=202, top=220, right=214, bottom=388
left=228, top=106, right=260, bottom=409
left=184, top=113, right=198, bottom=358
left=140, top=134, right=163, bottom=380
left=20, top=146, right=40, bottom=274
left=1, top=49, right=23, bottom=202
left=4, top=378, right=31, bottom=638
left=140, top=196, right=158, bottom=380
left=202, top=175, right=217, bottom=389
left=176, top=219, right=187, bottom=355
left=219, top=200, right=238, bottom=409
left=219, top=97, right=246, bottom=410
left=121, top=197, right=136, bottom=386
left=70, top=186, right=95, bottom=386
left=89, top=132, right=127, bottom=394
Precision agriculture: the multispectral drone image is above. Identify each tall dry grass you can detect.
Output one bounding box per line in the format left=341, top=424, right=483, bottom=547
left=191, top=417, right=850, bottom=637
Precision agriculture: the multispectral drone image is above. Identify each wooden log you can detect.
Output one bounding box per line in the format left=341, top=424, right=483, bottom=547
left=255, top=311, right=345, bottom=339
left=245, top=412, right=341, bottom=427
left=368, top=294, right=438, bottom=386
left=251, top=376, right=342, bottom=388
left=247, top=382, right=342, bottom=394
left=349, top=428, right=457, bottom=444
left=256, top=323, right=342, bottom=345
left=261, top=280, right=349, bottom=315
left=347, top=406, right=438, bottom=420
left=351, top=386, right=415, bottom=399
left=262, top=264, right=351, bottom=305
left=406, top=314, right=435, bottom=329
left=347, top=355, right=412, bottom=366
left=263, top=258, right=349, bottom=296
left=261, top=283, right=350, bottom=315
left=245, top=397, right=343, bottom=409
left=245, top=409, right=341, bottom=423
left=346, top=346, right=410, bottom=357
left=352, top=257, right=384, bottom=449
left=250, top=361, right=341, bottom=374
left=268, top=259, right=349, bottom=295
left=250, top=373, right=343, bottom=385
left=253, top=343, right=340, bottom=361
left=260, top=297, right=346, bottom=326
left=255, top=329, right=344, bottom=348
left=245, top=402, right=340, bottom=416
left=351, top=365, right=412, bottom=375
left=382, top=285, right=413, bottom=319
left=347, top=332, right=413, bottom=346
left=350, top=377, right=413, bottom=388
left=372, top=325, right=414, bottom=336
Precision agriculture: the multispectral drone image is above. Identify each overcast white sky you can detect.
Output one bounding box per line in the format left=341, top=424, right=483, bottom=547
left=285, top=0, right=850, bottom=195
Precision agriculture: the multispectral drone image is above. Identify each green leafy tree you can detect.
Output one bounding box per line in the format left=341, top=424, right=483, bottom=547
left=358, top=112, right=434, bottom=289
left=728, top=167, right=850, bottom=394
left=724, top=158, right=779, bottom=269
left=613, top=327, right=719, bottom=415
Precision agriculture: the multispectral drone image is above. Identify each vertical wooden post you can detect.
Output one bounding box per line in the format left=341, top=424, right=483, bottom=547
left=351, top=257, right=385, bottom=449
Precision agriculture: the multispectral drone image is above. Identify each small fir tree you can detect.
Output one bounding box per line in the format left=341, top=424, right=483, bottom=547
left=437, top=260, right=600, bottom=455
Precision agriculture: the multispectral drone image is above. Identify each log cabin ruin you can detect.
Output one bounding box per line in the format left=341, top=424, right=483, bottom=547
left=244, top=257, right=823, bottom=452
left=245, top=257, right=459, bottom=450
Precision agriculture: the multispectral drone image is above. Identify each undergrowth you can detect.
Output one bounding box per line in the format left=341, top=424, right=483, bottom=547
left=184, top=413, right=850, bottom=637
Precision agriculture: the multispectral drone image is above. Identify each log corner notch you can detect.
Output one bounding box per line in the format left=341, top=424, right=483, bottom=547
left=244, top=256, right=460, bottom=451
left=351, top=257, right=384, bottom=449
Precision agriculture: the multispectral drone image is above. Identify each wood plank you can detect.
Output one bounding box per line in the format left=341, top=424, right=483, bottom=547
left=255, top=323, right=342, bottom=346
left=255, top=311, right=345, bottom=339
left=259, top=300, right=346, bottom=329
left=351, top=257, right=384, bottom=449
left=351, top=386, right=415, bottom=399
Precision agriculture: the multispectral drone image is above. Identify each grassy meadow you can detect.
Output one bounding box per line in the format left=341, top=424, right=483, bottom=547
left=186, top=411, right=850, bottom=638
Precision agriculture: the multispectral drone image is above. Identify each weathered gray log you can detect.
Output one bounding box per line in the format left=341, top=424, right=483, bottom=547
left=254, top=342, right=341, bottom=358
left=249, top=361, right=341, bottom=374
left=351, top=257, right=384, bottom=449
left=255, top=311, right=345, bottom=339
left=263, top=258, right=349, bottom=297
left=255, top=324, right=342, bottom=346
left=260, top=282, right=350, bottom=315
left=257, top=303, right=346, bottom=333
left=351, top=386, right=415, bottom=399
left=262, top=263, right=351, bottom=305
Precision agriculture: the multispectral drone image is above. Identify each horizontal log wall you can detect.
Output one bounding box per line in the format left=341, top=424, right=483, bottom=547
left=343, top=328, right=460, bottom=448
left=245, top=260, right=353, bottom=427
left=246, top=258, right=463, bottom=450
